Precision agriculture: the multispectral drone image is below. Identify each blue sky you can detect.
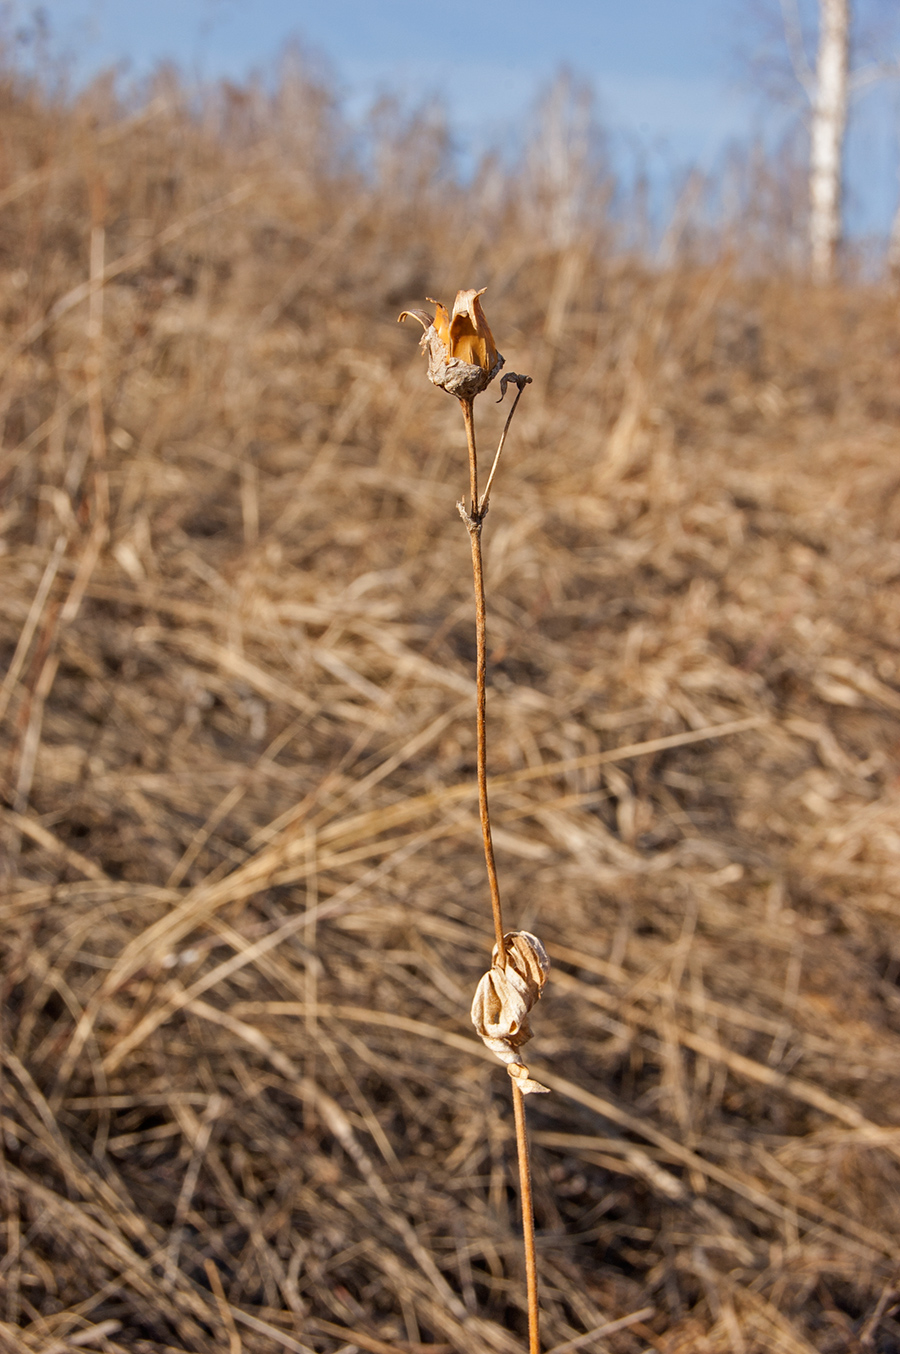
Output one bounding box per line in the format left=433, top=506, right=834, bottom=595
left=13, top=0, right=900, bottom=239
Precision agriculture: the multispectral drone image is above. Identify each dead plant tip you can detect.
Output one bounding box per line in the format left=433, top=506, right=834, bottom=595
left=399, top=287, right=504, bottom=399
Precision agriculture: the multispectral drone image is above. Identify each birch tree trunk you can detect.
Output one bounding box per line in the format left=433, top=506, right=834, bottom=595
left=889, top=179, right=900, bottom=279
left=809, top=0, right=850, bottom=283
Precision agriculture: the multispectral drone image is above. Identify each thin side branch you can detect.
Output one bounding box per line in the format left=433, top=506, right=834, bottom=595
left=480, top=373, right=532, bottom=514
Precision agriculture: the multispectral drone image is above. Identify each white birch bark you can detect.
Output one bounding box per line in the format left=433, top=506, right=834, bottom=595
left=809, top=0, right=850, bottom=283
left=889, top=177, right=900, bottom=277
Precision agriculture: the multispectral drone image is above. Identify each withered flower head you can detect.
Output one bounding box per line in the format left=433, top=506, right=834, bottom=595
left=399, top=288, right=504, bottom=399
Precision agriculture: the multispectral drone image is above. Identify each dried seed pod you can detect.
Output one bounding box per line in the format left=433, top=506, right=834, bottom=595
left=399, top=288, right=504, bottom=400
left=471, top=930, right=550, bottom=1094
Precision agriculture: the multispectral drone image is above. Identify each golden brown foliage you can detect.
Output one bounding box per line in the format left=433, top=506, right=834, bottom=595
left=1, top=59, right=900, bottom=1354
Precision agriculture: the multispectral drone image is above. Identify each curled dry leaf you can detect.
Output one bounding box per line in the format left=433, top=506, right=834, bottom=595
left=471, top=930, right=550, bottom=1094
left=399, top=287, right=504, bottom=400
left=496, top=371, right=533, bottom=403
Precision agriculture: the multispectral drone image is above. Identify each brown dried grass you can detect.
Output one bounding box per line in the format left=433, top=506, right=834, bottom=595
left=2, top=58, right=900, bottom=1354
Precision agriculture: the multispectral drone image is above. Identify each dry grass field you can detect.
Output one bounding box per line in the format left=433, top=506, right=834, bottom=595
left=2, top=59, right=900, bottom=1354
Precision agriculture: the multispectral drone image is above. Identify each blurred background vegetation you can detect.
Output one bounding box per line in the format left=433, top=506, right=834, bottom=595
left=2, top=22, right=900, bottom=1354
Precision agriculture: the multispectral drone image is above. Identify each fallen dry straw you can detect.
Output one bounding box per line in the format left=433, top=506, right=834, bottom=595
left=1, top=58, right=900, bottom=1354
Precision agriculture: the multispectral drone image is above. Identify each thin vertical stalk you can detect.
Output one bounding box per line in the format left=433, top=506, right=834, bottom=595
left=461, top=396, right=479, bottom=513
left=466, top=518, right=506, bottom=964
left=512, top=1081, right=540, bottom=1354
left=459, top=394, right=539, bottom=1353
left=459, top=396, right=505, bottom=965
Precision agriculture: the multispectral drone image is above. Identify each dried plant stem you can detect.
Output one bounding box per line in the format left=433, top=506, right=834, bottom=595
left=462, top=396, right=479, bottom=512
left=480, top=376, right=531, bottom=514
left=458, top=393, right=540, bottom=1354
left=459, top=397, right=505, bottom=963
left=512, top=1080, right=540, bottom=1354
left=463, top=505, right=506, bottom=961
